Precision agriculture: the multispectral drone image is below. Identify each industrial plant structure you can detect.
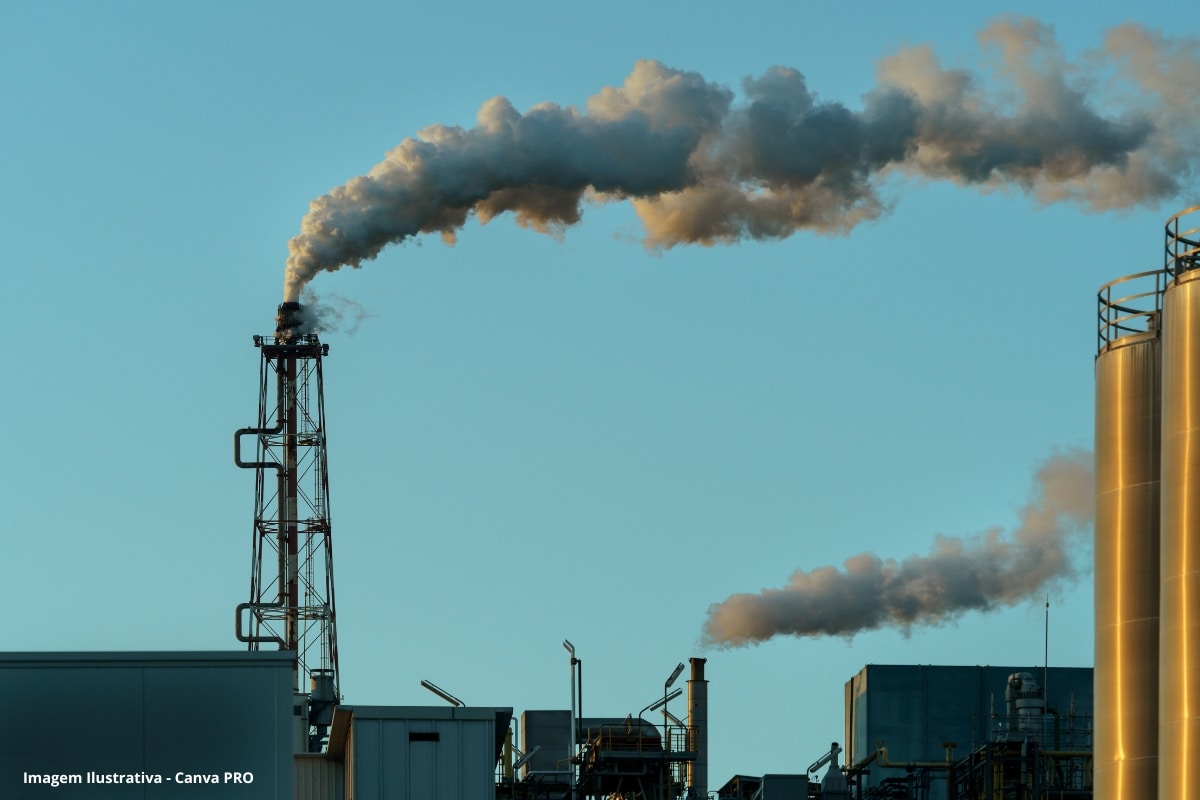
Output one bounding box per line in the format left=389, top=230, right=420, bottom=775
left=10, top=209, right=1200, bottom=799
left=234, top=300, right=340, bottom=752
left=1095, top=205, right=1200, bottom=800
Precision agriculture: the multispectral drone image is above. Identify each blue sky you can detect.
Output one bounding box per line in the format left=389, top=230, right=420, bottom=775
left=3, top=0, right=1195, bottom=784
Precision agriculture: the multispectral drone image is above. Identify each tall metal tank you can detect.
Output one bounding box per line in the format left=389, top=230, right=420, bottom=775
left=1094, top=268, right=1163, bottom=800
left=1158, top=206, right=1200, bottom=800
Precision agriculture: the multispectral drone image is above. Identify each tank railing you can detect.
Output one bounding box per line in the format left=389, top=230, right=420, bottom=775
left=1165, top=204, right=1200, bottom=277
left=1097, top=269, right=1166, bottom=354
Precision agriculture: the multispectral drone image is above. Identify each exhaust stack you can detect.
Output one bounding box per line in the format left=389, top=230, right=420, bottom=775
left=687, top=658, right=708, bottom=800
left=234, top=302, right=340, bottom=753
left=274, top=300, right=307, bottom=341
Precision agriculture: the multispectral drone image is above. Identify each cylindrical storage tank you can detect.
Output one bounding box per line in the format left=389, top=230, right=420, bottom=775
left=1094, top=271, right=1162, bottom=800
left=1159, top=208, right=1200, bottom=800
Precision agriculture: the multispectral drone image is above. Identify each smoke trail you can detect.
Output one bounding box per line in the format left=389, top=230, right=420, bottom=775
left=283, top=18, right=1199, bottom=300
left=297, top=290, right=376, bottom=335
left=702, top=448, right=1094, bottom=647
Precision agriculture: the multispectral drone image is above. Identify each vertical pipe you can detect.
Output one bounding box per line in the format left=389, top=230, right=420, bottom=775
left=569, top=659, right=576, bottom=800
left=1094, top=296, right=1160, bottom=800
left=284, top=353, right=300, bottom=690
left=687, top=658, right=708, bottom=800
left=1044, top=597, right=1049, bottom=735
left=503, top=727, right=513, bottom=782
left=566, top=644, right=576, bottom=800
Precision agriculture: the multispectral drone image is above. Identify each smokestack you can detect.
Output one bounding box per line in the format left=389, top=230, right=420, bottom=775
left=282, top=20, right=1199, bottom=301
left=275, top=301, right=307, bottom=342
left=702, top=449, right=1094, bottom=646
left=686, top=658, right=708, bottom=800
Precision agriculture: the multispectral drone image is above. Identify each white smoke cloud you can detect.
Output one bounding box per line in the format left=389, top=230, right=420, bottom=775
left=701, top=448, right=1095, bottom=647
left=283, top=18, right=1199, bottom=300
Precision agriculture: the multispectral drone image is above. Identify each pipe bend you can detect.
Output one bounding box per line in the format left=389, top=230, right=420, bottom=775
left=234, top=426, right=284, bottom=470
left=235, top=602, right=286, bottom=646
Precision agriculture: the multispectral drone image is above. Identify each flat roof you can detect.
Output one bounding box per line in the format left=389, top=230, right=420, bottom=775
left=0, top=650, right=295, bottom=667
left=345, top=705, right=511, bottom=721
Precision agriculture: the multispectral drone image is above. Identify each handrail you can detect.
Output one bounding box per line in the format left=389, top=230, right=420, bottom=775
left=1166, top=204, right=1200, bottom=278
left=1096, top=269, right=1165, bottom=354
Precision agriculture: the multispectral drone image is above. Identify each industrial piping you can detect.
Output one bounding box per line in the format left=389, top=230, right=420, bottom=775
left=234, top=365, right=288, bottom=647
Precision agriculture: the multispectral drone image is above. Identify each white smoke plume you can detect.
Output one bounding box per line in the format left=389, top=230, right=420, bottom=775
left=283, top=19, right=1199, bottom=300
left=702, top=448, right=1094, bottom=647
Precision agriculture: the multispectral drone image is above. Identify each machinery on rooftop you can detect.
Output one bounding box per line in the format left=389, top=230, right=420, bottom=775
left=234, top=301, right=340, bottom=753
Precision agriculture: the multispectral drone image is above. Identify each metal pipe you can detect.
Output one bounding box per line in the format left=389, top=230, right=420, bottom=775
left=284, top=353, right=299, bottom=665
left=808, top=743, right=841, bottom=775
left=234, top=364, right=286, bottom=468
left=687, top=658, right=708, bottom=800
left=234, top=602, right=285, bottom=645
left=563, top=640, right=576, bottom=800
left=419, top=679, right=465, bottom=707
left=640, top=688, right=682, bottom=718
left=503, top=727, right=513, bottom=782
left=234, top=368, right=288, bottom=646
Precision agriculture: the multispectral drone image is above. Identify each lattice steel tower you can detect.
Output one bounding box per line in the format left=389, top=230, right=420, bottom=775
left=235, top=301, right=339, bottom=752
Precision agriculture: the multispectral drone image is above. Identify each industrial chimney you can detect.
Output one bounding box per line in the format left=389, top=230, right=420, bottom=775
left=234, top=302, right=340, bottom=753
left=686, top=658, right=708, bottom=800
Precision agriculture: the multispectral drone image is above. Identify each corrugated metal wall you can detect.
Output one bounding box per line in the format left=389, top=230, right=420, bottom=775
left=294, top=755, right=343, bottom=800
left=347, top=706, right=500, bottom=800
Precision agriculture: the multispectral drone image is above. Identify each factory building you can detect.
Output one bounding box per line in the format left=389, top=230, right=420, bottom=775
left=0, top=651, right=296, bottom=799
left=11, top=209, right=1200, bottom=799
left=1, top=652, right=1092, bottom=800
left=844, top=665, right=1093, bottom=800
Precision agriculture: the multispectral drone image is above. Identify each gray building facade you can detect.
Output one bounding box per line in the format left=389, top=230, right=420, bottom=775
left=845, top=664, right=1093, bottom=800
left=0, top=651, right=296, bottom=800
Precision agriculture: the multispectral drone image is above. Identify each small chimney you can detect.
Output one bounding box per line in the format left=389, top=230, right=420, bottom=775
left=275, top=301, right=305, bottom=341
left=687, top=658, right=708, bottom=800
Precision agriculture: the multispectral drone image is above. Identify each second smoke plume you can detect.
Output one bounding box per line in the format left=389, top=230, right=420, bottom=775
left=703, top=449, right=1094, bottom=646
